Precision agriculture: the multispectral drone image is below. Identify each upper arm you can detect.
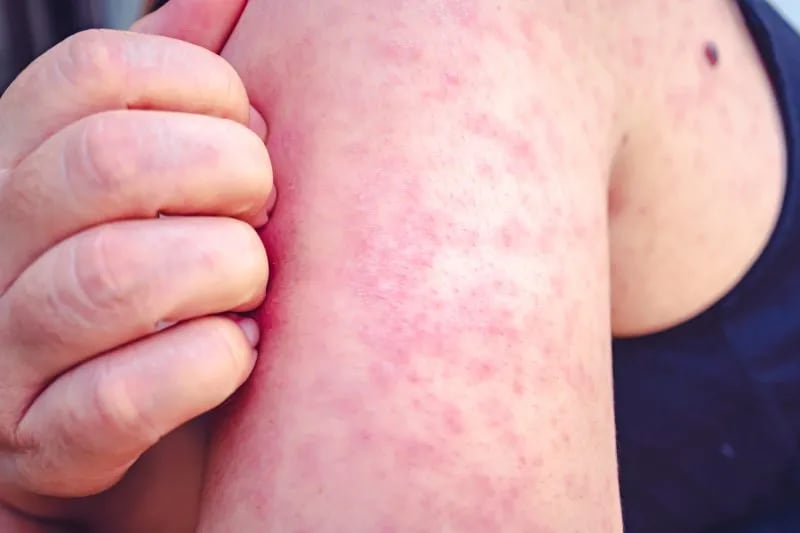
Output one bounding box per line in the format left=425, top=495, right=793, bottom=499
left=203, top=2, right=623, bottom=531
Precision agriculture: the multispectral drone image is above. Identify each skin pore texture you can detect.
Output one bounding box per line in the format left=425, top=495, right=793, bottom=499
left=199, top=1, right=622, bottom=531
left=0, top=0, right=784, bottom=531
left=190, top=0, right=787, bottom=530
left=0, top=0, right=760, bottom=532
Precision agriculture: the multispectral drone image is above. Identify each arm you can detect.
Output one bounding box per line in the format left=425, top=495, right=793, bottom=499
left=202, top=2, right=622, bottom=530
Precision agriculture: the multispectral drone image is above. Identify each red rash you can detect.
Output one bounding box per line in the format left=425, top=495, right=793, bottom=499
left=199, top=1, right=621, bottom=531
left=340, top=153, right=537, bottom=368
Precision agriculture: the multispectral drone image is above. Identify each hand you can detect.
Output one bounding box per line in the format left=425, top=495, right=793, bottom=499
left=0, top=0, right=269, bottom=527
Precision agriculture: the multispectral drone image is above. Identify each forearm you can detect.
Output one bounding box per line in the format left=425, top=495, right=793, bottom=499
left=200, top=2, right=622, bottom=531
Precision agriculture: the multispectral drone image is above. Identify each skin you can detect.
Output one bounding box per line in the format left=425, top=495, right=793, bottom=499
left=0, top=1, right=272, bottom=530
left=0, top=0, right=788, bottom=531
left=197, top=0, right=784, bottom=531
left=202, top=1, right=621, bottom=531
left=605, top=0, right=784, bottom=336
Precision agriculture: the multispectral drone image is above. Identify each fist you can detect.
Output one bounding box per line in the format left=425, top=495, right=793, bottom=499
left=0, top=23, right=272, bottom=518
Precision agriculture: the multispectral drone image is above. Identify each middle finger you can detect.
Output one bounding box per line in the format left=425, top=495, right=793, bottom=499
left=0, top=216, right=267, bottom=390
left=0, top=110, right=272, bottom=294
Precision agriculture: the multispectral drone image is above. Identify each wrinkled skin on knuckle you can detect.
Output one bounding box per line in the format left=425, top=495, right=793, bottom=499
left=58, top=29, right=127, bottom=103
left=0, top=418, right=17, bottom=455
left=0, top=454, right=19, bottom=492
left=7, top=450, right=46, bottom=494
left=0, top=405, right=30, bottom=464
left=70, top=227, right=150, bottom=326
left=11, top=442, right=117, bottom=498
left=86, top=364, right=160, bottom=453
left=69, top=114, right=146, bottom=208
left=0, top=165, right=43, bottom=236
left=3, top=276, right=69, bottom=355
left=5, top=435, right=78, bottom=497
left=0, top=386, right=39, bottom=454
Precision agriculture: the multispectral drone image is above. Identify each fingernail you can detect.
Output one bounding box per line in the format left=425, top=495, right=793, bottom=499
left=236, top=317, right=260, bottom=347
left=248, top=105, right=268, bottom=141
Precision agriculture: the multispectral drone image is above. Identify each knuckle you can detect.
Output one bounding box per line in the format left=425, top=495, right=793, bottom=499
left=58, top=29, right=125, bottom=90
left=87, top=366, right=158, bottom=447
left=71, top=114, right=136, bottom=197
left=0, top=167, right=39, bottom=244
left=8, top=452, right=43, bottom=493
left=3, top=267, right=73, bottom=351
left=0, top=411, right=29, bottom=456
left=70, top=227, right=141, bottom=320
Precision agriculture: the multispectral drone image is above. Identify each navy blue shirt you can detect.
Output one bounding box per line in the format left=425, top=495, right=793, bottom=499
left=613, top=1, right=800, bottom=531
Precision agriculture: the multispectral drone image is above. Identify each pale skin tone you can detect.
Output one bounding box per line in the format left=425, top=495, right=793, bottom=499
left=0, top=0, right=787, bottom=531
left=0, top=2, right=272, bottom=530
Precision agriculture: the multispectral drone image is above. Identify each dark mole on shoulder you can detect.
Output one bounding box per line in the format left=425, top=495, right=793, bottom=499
left=704, top=41, right=719, bottom=67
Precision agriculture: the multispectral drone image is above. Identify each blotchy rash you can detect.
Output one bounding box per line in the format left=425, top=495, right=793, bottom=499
left=373, top=37, right=423, bottom=65
left=338, top=155, right=552, bottom=369
left=204, top=1, right=620, bottom=530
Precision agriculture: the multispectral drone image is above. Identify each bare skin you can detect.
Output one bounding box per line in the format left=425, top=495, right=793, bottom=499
left=0, top=0, right=787, bottom=531
left=0, top=1, right=272, bottom=531
left=197, top=0, right=783, bottom=531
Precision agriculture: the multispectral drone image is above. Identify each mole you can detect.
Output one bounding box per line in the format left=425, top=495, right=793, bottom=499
left=704, top=41, right=719, bottom=67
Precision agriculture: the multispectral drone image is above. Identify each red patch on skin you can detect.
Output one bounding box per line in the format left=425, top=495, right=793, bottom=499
left=475, top=160, right=497, bottom=182
left=534, top=225, right=557, bottom=254
left=629, top=36, right=646, bottom=69
left=607, top=182, right=626, bottom=217
left=443, top=404, right=465, bottom=435
left=446, top=0, right=479, bottom=28
left=421, top=70, right=465, bottom=101
left=339, top=150, right=538, bottom=380
left=374, top=38, right=424, bottom=65
left=518, top=13, right=541, bottom=48
left=444, top=70, right=462, bottom=87
left=494, top=215, right=533, bottom=250
left=253, top=120, right=317, bottom=333
left=294, top=438, right=323, bottom=480
left=469, top=360, right=499, bottom=383
left=549, top=273, right=566, bottom=298
left=464, top=113, right=540, bottom=178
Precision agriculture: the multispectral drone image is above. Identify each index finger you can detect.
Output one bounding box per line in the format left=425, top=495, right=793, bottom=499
left=0, top=29, right=252, bottom=168
left=131, top=0, right=249, bottom=53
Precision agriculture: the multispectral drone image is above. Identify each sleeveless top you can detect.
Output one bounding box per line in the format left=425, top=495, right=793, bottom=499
left=613, top=1, right=800, bottom=531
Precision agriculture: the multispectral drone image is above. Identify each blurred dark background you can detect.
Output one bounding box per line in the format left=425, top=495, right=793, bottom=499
left=0, top=0, right=167, bottom=91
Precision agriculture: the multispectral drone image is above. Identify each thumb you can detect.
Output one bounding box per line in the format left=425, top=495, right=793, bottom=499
left=130, top=0, right=248, bottom=53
